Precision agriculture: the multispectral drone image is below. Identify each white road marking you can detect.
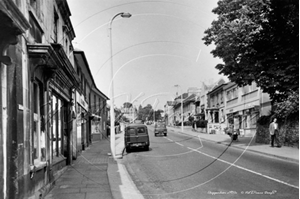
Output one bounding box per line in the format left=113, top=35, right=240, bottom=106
left=165, top=137, right=173, bottom=142
left=175, top=142, right=184, bottom=146
left=190, top=148, right=299, bottom=189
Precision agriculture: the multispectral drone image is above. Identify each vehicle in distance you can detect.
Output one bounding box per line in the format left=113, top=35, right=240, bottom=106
left=124, top=123, right=150, bottom=152
left=154, top=121, right=167, bottom=136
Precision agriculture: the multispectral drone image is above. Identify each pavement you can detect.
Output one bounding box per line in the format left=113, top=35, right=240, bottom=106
left=43, top=134, right=144, bottom=199
left=167, top=126, right=299, bottom=163
left=43, top=126, right=298, bottom=199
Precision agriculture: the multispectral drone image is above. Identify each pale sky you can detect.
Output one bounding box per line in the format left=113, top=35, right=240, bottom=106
left=68, top=0, right=226, bottom=110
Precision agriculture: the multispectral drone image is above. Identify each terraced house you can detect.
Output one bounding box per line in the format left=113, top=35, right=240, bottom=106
left=0, top=1, right=108, bottom=198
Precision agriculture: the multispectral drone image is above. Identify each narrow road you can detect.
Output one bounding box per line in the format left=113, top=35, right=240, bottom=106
left=122, top=125, right=299, bottom=199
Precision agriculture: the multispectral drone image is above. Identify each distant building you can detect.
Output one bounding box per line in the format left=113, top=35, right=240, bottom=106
left=121, top=106, right=137, bottom=122
left=206, top=82, right=228, bottom=134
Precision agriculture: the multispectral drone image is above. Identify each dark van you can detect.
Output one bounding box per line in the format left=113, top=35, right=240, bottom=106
left=124, top=123, right=150, bottom=152
left=154, top=121, right=167, bottom=136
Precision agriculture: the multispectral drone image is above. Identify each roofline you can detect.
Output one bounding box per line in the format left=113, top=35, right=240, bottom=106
left=74, top=50, right=109, bottom=100
left=207, top=83, right=228, bottom=95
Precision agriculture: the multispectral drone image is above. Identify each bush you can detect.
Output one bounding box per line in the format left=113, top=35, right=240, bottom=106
left=256, top=120, right=299, bottom=147
left=279, top=122, right=299, bottom=147
left=256, top=124, right=270, bottom=144
left=257, top=115, right=271, bottom=126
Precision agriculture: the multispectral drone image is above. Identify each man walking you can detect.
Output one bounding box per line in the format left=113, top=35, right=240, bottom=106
left=269, top=118, right=281, bottom=147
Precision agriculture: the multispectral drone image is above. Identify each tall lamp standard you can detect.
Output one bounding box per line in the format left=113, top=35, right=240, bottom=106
left=109, top=12, right=132, bottom=158
left=174, top=85, right=184, bottom=132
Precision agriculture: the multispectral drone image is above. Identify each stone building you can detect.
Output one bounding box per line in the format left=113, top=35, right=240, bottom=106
left=0, top=1, right=107, bottom=198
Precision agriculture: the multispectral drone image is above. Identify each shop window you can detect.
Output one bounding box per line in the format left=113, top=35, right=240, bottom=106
left=51, top=95, right=64, bottom=160
left=32, top=82, right=46, bottom=165
left=251, top=113, right=258, bottom=128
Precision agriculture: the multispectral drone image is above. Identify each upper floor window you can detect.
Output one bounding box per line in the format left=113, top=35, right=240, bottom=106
left=53, top=9, right=59, bottom=43
left=30, top=0, right=37, bottom=9
left=227, top=90, right=232, bottom=101
left=30, top=0, right=44, bottom=21
left=220, top=93, right=223, bottom=103
left=243, top=81, right=258, bottom=94
left=232, top=88, right=238, bottom=98
left=29, top=14, right=43, bottom=43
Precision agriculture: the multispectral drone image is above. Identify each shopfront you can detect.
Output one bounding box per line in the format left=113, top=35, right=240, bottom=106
left=226, top=105, right=259, bottom=137
left=76, top=92, right=88, bottom=152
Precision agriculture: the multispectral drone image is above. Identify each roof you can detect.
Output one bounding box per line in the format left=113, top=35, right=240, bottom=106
left=73, top=50, right=109, bottom=100
left=126, top=123, right=147, bottom=128
left=183, top=94, right=196, bottom=103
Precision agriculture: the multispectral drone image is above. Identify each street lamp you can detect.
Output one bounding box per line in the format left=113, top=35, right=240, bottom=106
left=109, top=12, right=132, bottom=158
left=174, top=85, right=184, bottom=132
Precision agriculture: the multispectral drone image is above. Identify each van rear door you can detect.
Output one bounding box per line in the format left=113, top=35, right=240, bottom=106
left=125, top=127, right=138, bottom=144
left=136, top=127, right=148, bottom=143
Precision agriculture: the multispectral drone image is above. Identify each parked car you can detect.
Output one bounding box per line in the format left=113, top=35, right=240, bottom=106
left=154, top=121, right=167, bottom=136
left=124, top=123, right=150, bottom=152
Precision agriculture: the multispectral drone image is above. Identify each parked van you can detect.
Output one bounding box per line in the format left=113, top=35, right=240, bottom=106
left=124, top=123, right=150, bottom=152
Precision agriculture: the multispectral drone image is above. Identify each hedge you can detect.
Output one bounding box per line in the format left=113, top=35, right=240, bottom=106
left=256, top=121, right=299, bottom=148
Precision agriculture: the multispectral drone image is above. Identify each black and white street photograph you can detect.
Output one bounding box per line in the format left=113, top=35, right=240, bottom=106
left=0, top=0, right=298, bottom=198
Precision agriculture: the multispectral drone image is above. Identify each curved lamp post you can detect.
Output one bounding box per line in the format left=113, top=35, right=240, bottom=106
left=109, top=12, right=131, bottom=158
left=174, top=85, right=184, bottom=132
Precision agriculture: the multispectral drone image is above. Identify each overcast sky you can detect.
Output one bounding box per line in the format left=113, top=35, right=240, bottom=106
left=68, top=0, right=226, bottom=110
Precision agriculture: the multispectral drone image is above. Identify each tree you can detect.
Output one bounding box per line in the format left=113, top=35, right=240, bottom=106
left=137, top=104, right=153, bottom=121
left=203, top=0, right=299, bottom=103
left=123, top=102, right=132, bottom=108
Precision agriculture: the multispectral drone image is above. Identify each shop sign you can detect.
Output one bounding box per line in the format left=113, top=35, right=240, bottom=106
left=76, top=91, right=88, bottom=110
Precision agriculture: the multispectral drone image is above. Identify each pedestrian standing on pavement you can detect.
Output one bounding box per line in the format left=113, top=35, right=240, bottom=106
left=269, top=118, right=281, bottom=147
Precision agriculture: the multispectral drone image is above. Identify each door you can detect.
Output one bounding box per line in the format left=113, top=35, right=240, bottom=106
left=136, top=127, right=149, bottom=144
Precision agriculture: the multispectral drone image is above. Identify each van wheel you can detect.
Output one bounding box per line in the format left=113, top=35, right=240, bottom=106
left=164, top=133, right=167, bottom=136
left=154, top=133, right=157, bottom=137
left=144, top=146, right=149, bottom=151
left=126, top=147, right=131, bottom=153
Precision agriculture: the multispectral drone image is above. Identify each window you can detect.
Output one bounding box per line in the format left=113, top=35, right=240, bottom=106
left=243, top=82, right=257, bottom=94
left=128, top=128, right=136, bottom=135
left=32, top=82, right=46, bottom=165
left=53, top=9, right=59, bottom=43
left=51, top=94, right=64, bottom=160
left=251, top=113, right=257, bottom=128
left=232, top=88, right=238, bottom=98
left=29, top=14, right=43, bottom=43
left=137, top=127, right=146, bottom=134
left=99, top=98, right=102, bottom=115
left=250, top=82, right=257, bottom=92
left=243, top=85, right=249, bottom=94
left=214, top=111, right=219, bottom=123
left=94, top=94, right=97, bottom=113
left=30, top=0, right=36, bottom=9
left=227, top=90, right=233, bottom=101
